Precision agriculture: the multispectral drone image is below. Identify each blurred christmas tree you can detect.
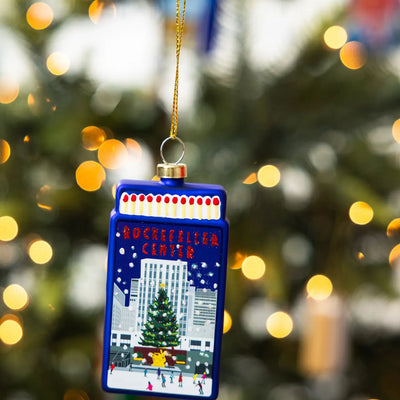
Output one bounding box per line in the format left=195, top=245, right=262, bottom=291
left=2, top=1, right=400, bottom=400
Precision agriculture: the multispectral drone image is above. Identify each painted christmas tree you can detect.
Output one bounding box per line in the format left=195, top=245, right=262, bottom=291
left=139, top=285, right=181, bottom=348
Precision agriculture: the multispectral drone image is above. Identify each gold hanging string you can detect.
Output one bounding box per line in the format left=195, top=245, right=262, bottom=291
left=169, top=0, right=187, bottom=139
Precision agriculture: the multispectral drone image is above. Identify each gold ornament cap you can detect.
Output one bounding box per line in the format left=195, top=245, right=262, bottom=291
left=157, top=163, right=187, bottom=179
left=158, top=136, right=187, bottom=179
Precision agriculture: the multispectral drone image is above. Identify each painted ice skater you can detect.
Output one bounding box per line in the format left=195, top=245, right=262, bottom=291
left=197, top=381, right=204, bottom=395
left=161, top=373, right=166, bottom=387
left=201, top=372, right=206, bottom=384
left=144, top=368, right=148, bottom=377
left=193, top=373, right=198, bottom=384
left=157, top=367, right=161, bottom=380
left=178, top=372, right=183, bottom=387
left=170, top=371, right=174, bottom=383
left=110, top=363, right=115, bottom=375
left=147, top=381, right=153, bottom=391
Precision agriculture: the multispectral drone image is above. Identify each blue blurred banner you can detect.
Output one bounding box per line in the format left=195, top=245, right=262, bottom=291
left=348, top=0, right=400, bottom=50
left=158, top=0, right=218, bottom=53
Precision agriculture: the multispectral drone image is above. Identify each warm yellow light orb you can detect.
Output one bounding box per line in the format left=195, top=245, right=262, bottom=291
left=0, top=318, right=23, bottom=345
left=76, top=161, right=106, bottom=192
left=3, top=284, right=29, bottom=311
left=241, top=255, right=266, bottom=280
left=349, top=201, right=374, bottom=225
left=46, top=52, right=70, bottom=76
left=266, top=311, right=293, bottom=339
left=0, top=78, right=19, bottom=104
left=63, top=388, right=90, bottom=400
left=89, top=0, right=105, bottom=24
left=389, top=244, right=400, bottom=267
left=243, top=172, right=257, bottom=185
left=340, top=41, right=367, bottom=70
left=392, top=119, right=400, bottom=143
left=126, top=138, right=142, bottom=162
left=257, top=165, right=281, bottom=188
left=324, top=25, right=347, bottom=49
left=28, top=239, right=53, bottom=264
left=98, top=139, right=128, bottom=169
left=26, top=2, right=54, bottom=30
left=223, top=310, right=232, bottom=334
left=306, top=274, right=333, bottom=301
left=88, top=0, right=116, bottom=24
left=81, top=126, right=107, bottom=151
left=0, top=216, right=18, bottom=241
left=387, top=218, right=400, bottom=238
left=0, top=139, right=11, bottom=164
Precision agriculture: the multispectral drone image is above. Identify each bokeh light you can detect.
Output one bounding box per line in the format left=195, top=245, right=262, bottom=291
left=47, top=52, right=70, bottom=76
left=257, top=165, right=281, bottom=188
left=241, top=255, right=266, bottom=280
left=323, top=25, right=347, bottom=49
left=266, top=311, right=293, bottom=339
left=76, top=161, right=106, bottom=191
left=243, top=172, right=257, bottom=185
left=306, top=274, right=333, bottom=301
left=340, top=41, right=367, bottom=70
left=0, top=139, right=11, bottom=164
left=3, top=284, right=29, bottom=311
left=89, top=0, right=116, bottom=24
left=26, top=2, right=54, bottom=30
left=0, top=216, right=18, bottom=241
left=392, top=119, right=400, bottom=143
left=0, top=316, right=23, bottom=345
left=389, top=244, right=400, bottom=267
left=36, top=185, right=53, bottom=211
left=387, top=218, right=400, bottom=238
left=27, top=93, right=35, bottom=107
left=223, top=310, right=232, bottom=334
left=0, top=78, right=19, bottom=104
left=64, top=388, right=90, bottom=400
left=98, top=139, right=128, bottom=169
left=230, top=252, right=246, bottom=270
left=349, top=201, right=374, bottom=225
left=125, top=138, right=142, bottom=162
left=81, top=125, right=107, bottom=151
left=28, top=239, right=53, bottom=264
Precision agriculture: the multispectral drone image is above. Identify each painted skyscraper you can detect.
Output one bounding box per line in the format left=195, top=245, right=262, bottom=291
left=111, top=257, right=218, bottom=351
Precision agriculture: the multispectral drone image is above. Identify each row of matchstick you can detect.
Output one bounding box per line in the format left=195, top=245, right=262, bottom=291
left=119, top=192, right=222, bottom=220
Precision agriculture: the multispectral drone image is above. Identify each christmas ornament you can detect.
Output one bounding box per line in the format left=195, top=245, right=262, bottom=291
left=102, top=1, right=229, bottom=398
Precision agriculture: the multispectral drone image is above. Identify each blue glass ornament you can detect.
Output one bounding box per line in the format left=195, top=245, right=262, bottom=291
left=102, top=141, right=229, bottom=399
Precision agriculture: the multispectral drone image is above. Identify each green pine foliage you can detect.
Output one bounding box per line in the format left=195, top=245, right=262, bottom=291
left=139, top=287, right=180, bottom=348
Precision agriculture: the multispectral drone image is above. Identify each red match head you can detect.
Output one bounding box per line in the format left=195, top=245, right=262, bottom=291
left=213, top=197, right=220, bottom=206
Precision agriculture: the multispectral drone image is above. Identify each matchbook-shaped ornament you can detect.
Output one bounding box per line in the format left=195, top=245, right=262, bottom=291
left=102, top=161, right=229, bottom=400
